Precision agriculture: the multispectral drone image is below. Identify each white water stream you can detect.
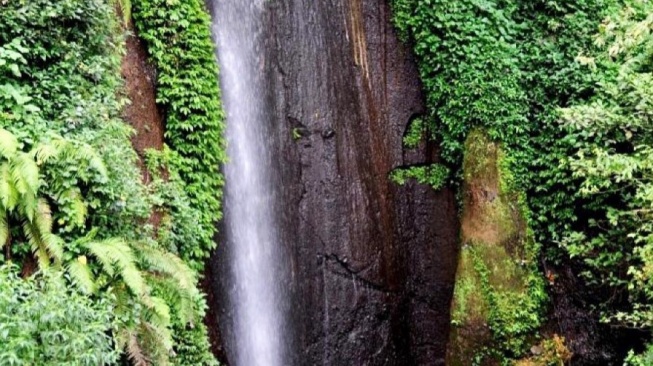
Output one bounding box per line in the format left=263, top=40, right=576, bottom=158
left=209, top=1, right=286, bottom=365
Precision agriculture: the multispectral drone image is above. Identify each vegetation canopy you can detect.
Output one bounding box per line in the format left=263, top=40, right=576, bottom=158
left=0, top=0, right=221, bottom=364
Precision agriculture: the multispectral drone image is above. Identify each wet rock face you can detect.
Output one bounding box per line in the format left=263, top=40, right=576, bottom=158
left=209, top=0, right=459, bottom=364
left=263, top=0, right=459, bottom=364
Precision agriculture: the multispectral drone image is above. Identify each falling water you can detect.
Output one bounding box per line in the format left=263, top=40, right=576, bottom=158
left=208, top=1, right=287, bottom=365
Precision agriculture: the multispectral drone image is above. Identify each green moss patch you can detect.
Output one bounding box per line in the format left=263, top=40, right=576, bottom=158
left=449, top=129, right=546, bottom=364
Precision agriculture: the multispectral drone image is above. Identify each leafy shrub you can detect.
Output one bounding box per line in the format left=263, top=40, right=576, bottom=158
left=559, top=0, right=653, bottom=333
left=0, top=128, right=203, bottom=365
left=144, top=147, right=206, bottom=259
left=515, top=0, right=619, bottom=252
left=0, top=265, right=119, bottom=366
left=0, top=0, right=150, bottom=245
left=625, top=343, right=653, bottom=366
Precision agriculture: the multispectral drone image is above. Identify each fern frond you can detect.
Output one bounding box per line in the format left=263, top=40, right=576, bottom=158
left=0, top=129, right=18, bottom=159
left=73, top=227, right=100, bottom=245
left=171, top=281, right=195, bottom=325
left=10, top=152, right=39, bottom=196
left=80, top=143, right=108, bottom=179
left=22, top=220, right=48, bottom=267
left=121, top=264, right=147, bottom=297
left=22, top=219, right=63, bottom=267
left=144, top=295, right=171, bottom=327
left=127, top=332, right=150, bottom=366
left=111, top=285, right=134, bottom=321
left=141, top=321, right=173, bottom=364
left=34, top=199, right=53, bottom=233
left=85, top=241, right=116, bottom=277
left=72, top=197, right=87, bottom=227
left=66, top=256, right=96, bottom=294
left=85, top=239, right=146, bottom=296
left=114, top=327, right=130, bottom=352
left=17, top=189, right=37, bottom=222
left=35, top=245, right=50, bottom=269
left=45, top=234, right=64, bottom=264
left=135, top=242, right=197, bottom=292
left=0, top=163, right=18, bottom=210
left=148, top=274, right=196, bottom=325
left=31, top=142, right=59, bottom=165
left=177, top=291, right=195, bottom=325
left=58, top=189, right=87, bottom=227
left=34, top=200, right=63, bottom=262
left=12, top=154, right=39, bottom=222
left=135, top=243, right=200, bottom=324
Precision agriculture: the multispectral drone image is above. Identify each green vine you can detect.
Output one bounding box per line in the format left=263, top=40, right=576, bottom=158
left=390, top=0, right=529, bottom=168
left=390, top=164, right=450, bottom=190
left=132, top=0, right=227, bottom=271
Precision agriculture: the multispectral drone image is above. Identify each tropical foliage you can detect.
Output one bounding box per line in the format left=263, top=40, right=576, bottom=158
left=4, top=0, right=653, bottom=364
left=391, top=0, right=653, bottom=363
left=559, top=0, right=653, bottom=358
left=0, top=265, right=119, bottom=366
left=132, top=0, right=227, bottom=272
left=0, top=0, right=221, bottom=364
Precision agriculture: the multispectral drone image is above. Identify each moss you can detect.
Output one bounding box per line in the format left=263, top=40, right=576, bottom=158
left=451, top=247, right=490, bottom=326
left=463, top=129, right=499, bottom=183
left=449, top=128, right=546, bottom=365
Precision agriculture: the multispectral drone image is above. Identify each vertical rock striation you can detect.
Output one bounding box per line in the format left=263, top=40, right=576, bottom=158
left=209, top=0, right=459, bottom=364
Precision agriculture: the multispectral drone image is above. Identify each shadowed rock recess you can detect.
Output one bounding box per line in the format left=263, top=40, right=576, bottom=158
left=207, top=0, right=459, bottom=365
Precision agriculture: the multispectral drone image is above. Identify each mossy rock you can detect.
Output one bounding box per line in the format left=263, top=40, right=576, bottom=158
left=448, top=129, right=544, bottom=365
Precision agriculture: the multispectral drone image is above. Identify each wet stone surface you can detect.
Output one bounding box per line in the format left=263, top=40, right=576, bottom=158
left=207, top=0, right=459, bottom=364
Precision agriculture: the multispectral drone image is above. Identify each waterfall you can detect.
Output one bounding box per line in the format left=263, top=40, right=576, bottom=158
left=208, top=1, right=287, bottom=365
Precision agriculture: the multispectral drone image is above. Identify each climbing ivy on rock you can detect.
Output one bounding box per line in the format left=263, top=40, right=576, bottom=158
left=391, top=0, right=530, bottom=167
left=390, top=0, right=620, bottom=362
left=132, top=0, right=227, bottom=271
left=130, top=1, right=225, bottom=364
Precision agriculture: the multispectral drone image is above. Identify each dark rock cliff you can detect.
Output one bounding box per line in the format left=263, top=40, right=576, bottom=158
left=207, top=0, right=459, bottom=364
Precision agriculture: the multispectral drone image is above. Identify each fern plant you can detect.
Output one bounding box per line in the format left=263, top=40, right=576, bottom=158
left=0, top=128, right=63, bottom=268
left=78, top=236, right=200, bottom=366
left=0, top=128, right=201, bottom=365
left=0, top=128, right=109, bottom=266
